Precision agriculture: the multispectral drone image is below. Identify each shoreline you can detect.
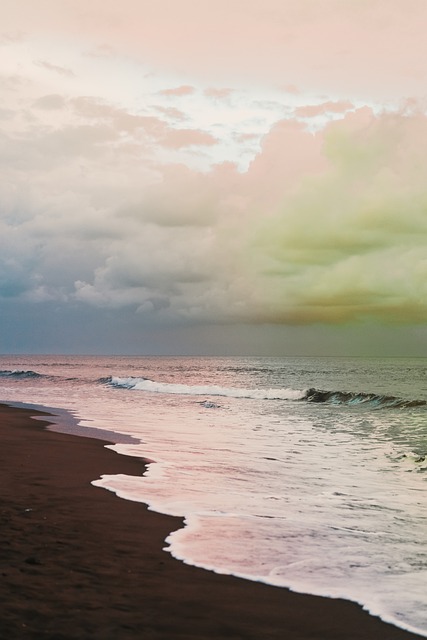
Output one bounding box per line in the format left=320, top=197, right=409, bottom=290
left=0, top=401, right=424, bottom=639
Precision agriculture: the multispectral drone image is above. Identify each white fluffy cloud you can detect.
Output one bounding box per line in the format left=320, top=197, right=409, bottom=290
left=71, top=108, right=427, bottom=325
left=2, top=105, right=423, bottom=326
left=2, top=0, right=427, bottom=340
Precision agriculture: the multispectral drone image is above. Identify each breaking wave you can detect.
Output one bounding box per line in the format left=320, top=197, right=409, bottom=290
left=102, top=376, right=427, bottom=409
left=103, top=376, right=304, bottom=400
left=0, top=369, right=43, bottom=379
left=303, top=388, right=427, bottom=409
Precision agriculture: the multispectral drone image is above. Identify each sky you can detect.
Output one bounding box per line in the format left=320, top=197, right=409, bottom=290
left=1, top=0, right=427, bottom=356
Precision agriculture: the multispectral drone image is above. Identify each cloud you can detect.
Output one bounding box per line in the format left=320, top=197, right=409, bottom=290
left=1, top=94, right=425, bottom=326
left=0, top=31, right=26, bottom=45
left=204, top=88, right=233, bottom=100
left=234, top=132, right=259, bottom=143
left=67, top=96, right=216, bottom=148
left=70, top=97, right=167, bottom=135
left=4, top=0, right=426, bottom=101
left=35, top=60, right=75, bottom=78
left=244, top=108, right=427, bottom=323
left=33, top=94, right=67, bottom=110
left=84, top=44, right=116, bottom=58
left=3, top=5, right=426, bottom=141
left=64, top=108, right=427, bottom=326
left=281, top=84, right=300, bottom=95
left=1, top=74, right=27, bottom=91
left=161, top=128, right=217, bottom=149
left=294, top=101, right=354, bottom=118
left=2, top=0, right=427, bottom=332
left=2, top=104, right=427, bottom=328
left=152, top=105, right=188, bottom=121
left=158, top=85, right=195, bottom=97
left=0, top=107, right=15, bottom=120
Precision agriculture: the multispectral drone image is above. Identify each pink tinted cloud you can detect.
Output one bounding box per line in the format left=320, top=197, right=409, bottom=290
left=245, top=119, right=327, bottom=204
left=5, top=1, right=427, bottom=101
left=161, top=128, right=217, bottom=149
left=158, top=85, right=195, bottom=97
left=204, top=88, right=233, bottom=100
left=235, top=132, right=259, bottom=143
left=281, top=84, right=300, bottom=95
left=295, top=101, right=354, bottom=118
left=152, top=105, right=187, bottom=121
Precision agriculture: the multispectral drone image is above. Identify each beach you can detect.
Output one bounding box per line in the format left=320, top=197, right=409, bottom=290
left=0, top=402, right=424, bottom=640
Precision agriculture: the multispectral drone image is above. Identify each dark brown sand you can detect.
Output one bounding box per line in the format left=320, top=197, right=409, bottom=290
left=0, top=403, right=423, bottom=640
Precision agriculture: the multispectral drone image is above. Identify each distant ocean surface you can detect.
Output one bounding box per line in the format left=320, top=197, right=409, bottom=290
left=1, top=355, right=427, bottom=636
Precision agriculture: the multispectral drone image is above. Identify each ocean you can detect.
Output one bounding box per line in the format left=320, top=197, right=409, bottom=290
left=1, top=355, right=427, bottom=637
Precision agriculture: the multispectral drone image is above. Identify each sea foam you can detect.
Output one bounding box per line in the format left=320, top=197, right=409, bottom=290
left=107, top=376, right=305, bottom=400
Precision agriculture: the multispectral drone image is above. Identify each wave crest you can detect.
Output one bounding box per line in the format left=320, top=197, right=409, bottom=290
left=105, top=376, right=305, bottom=401
left=0, top=369, right=43, bottom=379
left=303, top=388, right=427, bottom=409
left=102, top=376, right=427, bottom=409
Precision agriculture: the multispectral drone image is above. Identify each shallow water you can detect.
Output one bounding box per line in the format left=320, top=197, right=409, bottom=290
left=1, top=355, right=427, bottom=636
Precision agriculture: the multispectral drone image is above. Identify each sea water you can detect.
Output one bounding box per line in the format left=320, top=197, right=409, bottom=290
left=1, top=355, right=427, bottom=636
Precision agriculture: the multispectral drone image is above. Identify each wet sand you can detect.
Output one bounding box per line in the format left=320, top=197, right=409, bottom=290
left=0, top=402, right=423, bottom=639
